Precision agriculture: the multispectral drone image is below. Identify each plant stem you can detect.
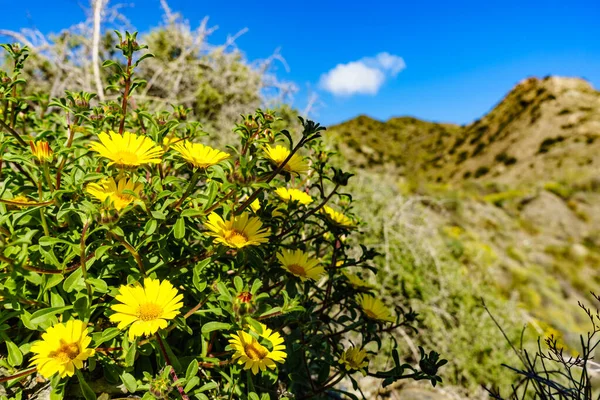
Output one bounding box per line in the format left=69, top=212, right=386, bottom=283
left=174, top=170, right=201, bottom=208
left=80, top=222, right=93, bottom=304
left=118, top=55, right=133, bottom=135
left=0, top=367, right=36, bottom=383
left=37, top=179, right=50, bottom=236
left=43, top=163, right=54, bottom=194
left=155, top=334, right=190, bottom=400
left=110, top=233, right=147, bottom=275
left=0, top=118, right=27, bottom=146
left=56, top=114, right=77, bottom=190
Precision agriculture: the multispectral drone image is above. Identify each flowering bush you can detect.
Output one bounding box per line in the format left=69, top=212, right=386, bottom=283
left=0, top=33, right=445, bottom=399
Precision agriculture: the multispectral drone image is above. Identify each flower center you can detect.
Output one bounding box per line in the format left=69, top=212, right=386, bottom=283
left=137, top=302, right=163, bottom=321
left=114, top=151, right=140, bottom=165
left=225, top=230, right=248, bottom=246
left=237, top=291, right=253, bottom=303
left=244, top=342, right=269, bottom=361
left=50, top=340, right=80, bottom=364
left=115, top=193, right=134, bottom=202
left=287, top=264, right=306, bottom=277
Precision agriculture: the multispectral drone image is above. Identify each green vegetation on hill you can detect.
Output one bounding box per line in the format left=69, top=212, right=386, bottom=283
left=329, top=77, right=600, bottom=185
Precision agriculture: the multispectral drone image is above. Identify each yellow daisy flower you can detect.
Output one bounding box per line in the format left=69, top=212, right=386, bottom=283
left=162, top=135, right=182, bottom=150
left=172, top=140, right=229, bottom=169
left=110, top=278, right=184, bottom=340
left=358, top=294, right=394, bottom=323
left=343, top=271, right=374, bottom=289
left=275, top=187, right=313, bottom=205
left=250, top=199, right=261, bottom=212
left=86, top=176, right=143, bottom=211
left=229, top=323, right=287, bottom=375
left=89, top=131, right=163, bottom=168
left=277, top=249, right=324, bottom=281
left=339, top=346, right=369, bottom=375
left=264, top=145, right=309, bottom=175
left=321, top=205, right=355, bottom=228
left=205, top=212, right=270, bottom=249
left=30, top=319, right=95, bottom=379
left=29, top=140, right=53, bottom=163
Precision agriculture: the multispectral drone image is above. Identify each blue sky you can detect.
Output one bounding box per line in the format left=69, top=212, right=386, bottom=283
left=2, top=0, right=599, bottom=126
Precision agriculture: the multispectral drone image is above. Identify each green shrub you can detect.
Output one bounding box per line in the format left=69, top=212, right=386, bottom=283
left=0, top=34, right=445, bottom=399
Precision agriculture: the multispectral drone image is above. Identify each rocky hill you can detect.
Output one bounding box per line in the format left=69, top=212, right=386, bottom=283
left=331, top=76, right=600, bottom=398
left=329, top=76, right=600, bottom=186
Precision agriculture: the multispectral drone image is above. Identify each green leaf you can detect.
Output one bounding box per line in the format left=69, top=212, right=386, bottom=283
left=174, top=218, right=185, bottom=239
left=193, top=259, right=210, bottom=292
left=73, top=296, right=89, bottom=320
left=75, top=369, right=97, bottom=400
left=120, top=372, right=137, bottom=393
left=6, top=341, right=23, bottom=367
left=125, top=340, right=137, bottom=366
left=87, top=278, right=108, bottom=293
left=198, top=381, right=218, bottom=392
left=186, top=360, right=199, bottom=381
left=45, top=274, right=64, bottom=290
left=201, top=322, right=232, bottom=335
left=50, top=291, right=66, bottom=307
left=134, top=53, right=155, bottom=67
left=38, top=236, right=77, bottom=248
left=250, top=279, right=262, bottom=294
left=151, top=210, right=166, bottom=220
left=30, top=306, right=72, bottom=326
left=181, top=209, right=204, bottom=218
left=94, top=245, right=112, bottom=259
left=216, top=282, right=231, bottom=301
left=233, top=276, right=243, bottom=292
left=63, top=268, right=83, bottom=293
left=184, top=376, right=200, bottom=393
left=144, top=219, right=157, bottom=236
left=97, top=327, right=121, bottom=346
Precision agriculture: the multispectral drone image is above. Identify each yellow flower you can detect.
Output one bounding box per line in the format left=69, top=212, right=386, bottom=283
left=264, top=145, right=309, bottom=175
left=277, top=249, right=324, bottom=281
left=90, top=131, right=163, bottom=168
left=29, top=140, right=53, bottom=163
left=229, top=323, right=287, bottom=375
left=339, top=346, right=369, bottom=374
left=86, top=176, right=143, bottom=211
left=343, top=271, right=373, bottom=289
left=162, top=135, right=182, bottom=150
left=250, top=199, right=261, bottom=212
left=172, top=140, right=229, bottom=168
left=110, top=278, right=184, bottom=340
left=275, top=187, right=313, bottom=205
left=30, top=319, right=95, bottom=379
left=358, top=294, right=394, bottom=322
left=321, top=205, right=355, bottom=228
left=205, top=212, right=270, bottom=249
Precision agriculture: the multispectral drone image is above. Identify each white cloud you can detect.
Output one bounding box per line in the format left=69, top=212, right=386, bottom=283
left=319, top=52, right=406, bottom=96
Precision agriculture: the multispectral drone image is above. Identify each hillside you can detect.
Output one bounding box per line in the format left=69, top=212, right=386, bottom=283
left=332, top=76, right=600, bottom=398
left=329, top=76, right=600, bottom=185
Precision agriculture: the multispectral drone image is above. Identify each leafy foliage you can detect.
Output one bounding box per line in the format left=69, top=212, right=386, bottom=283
left=0, top=33, right=444, bottom=399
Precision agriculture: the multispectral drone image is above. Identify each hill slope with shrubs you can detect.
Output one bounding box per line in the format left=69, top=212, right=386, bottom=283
left=328, top=76, right=600, bottom=398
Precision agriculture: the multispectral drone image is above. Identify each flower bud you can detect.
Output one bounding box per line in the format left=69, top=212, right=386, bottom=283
left=29, top=140, right=53, bottom=163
